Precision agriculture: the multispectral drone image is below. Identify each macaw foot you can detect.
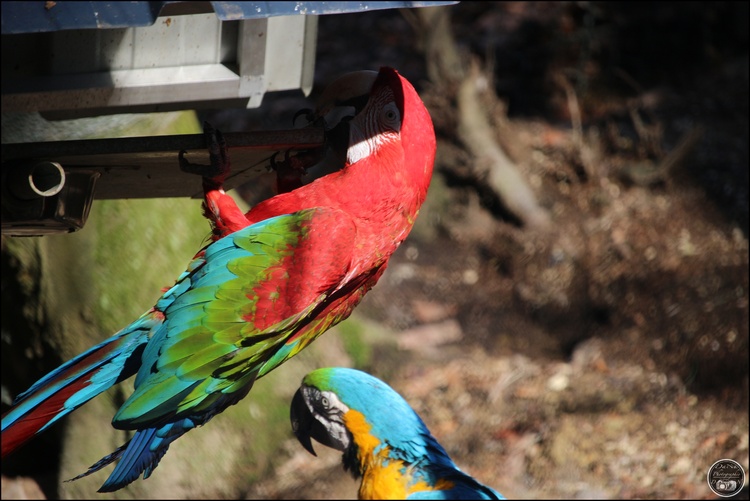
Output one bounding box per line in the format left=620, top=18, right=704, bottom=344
left=179, top=121, right=230, bottom=185
left=270, top=150, right=305, bottom=193
left=292, top=108, right=316, bottom=127
left=270, top=148, right=326, bottom=194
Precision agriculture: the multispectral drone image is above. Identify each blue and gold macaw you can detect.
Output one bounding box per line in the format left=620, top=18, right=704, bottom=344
left=290, top=368, right=504, bottom=500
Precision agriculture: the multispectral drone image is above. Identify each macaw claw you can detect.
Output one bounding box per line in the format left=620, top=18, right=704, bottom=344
left=179, top=121, right=230, bottom=185
left=293, top=107, right=315, bottom=127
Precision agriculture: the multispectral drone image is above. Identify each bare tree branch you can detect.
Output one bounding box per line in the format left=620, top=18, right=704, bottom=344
left=415, top=6, right=550, bottom=228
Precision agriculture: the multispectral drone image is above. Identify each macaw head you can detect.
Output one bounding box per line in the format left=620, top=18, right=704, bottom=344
left=309, top=69, right=379, bottom=132
left=292, top=69, right=376, bottom=153
left=290, top=367, right=446, bottom=472
left=290, top=67, right=434, bottom=202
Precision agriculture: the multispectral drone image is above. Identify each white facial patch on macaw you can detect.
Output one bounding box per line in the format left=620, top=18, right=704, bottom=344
left=347, top=92, right=402, bottom=165
left=315, top=390, right=349, bottom=418
left=315, top=390, right=351, bottom=450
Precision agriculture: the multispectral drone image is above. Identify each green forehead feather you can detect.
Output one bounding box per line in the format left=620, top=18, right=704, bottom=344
left=302, top=367, right=335, bottom=389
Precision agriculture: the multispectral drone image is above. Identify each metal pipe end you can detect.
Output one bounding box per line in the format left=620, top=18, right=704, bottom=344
left=8, top=161, right=66, bottom=200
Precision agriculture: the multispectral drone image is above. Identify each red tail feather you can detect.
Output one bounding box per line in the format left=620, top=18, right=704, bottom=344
left=2, top=377, right=92, bottom=457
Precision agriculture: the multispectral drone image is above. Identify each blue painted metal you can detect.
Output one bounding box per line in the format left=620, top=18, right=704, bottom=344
left=1, top=1, right=458, bottom=34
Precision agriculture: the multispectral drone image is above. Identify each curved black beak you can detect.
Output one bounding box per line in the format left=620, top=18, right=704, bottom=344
left=290, top=387, right=317, bottom=456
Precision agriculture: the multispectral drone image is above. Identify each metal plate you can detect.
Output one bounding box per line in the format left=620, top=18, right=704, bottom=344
left=1, top=127, right=325, bottom=199
left=0, top=2, right=458, bottom=34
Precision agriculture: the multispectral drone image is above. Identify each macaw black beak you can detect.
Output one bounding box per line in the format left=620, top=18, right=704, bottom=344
left=290, top=387, right=317, bottom=456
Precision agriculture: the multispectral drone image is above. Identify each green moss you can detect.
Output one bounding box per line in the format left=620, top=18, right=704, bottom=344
left=337, top=316, right=374, bottom=368
left=86, top=197, right=210, bottom=335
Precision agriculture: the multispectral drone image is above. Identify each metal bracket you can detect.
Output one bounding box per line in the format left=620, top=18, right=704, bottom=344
left=1, top=127, right=325, bottom=235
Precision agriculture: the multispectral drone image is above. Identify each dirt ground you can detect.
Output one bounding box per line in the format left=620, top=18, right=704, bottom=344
left=242, top=3, right=749, bottom=499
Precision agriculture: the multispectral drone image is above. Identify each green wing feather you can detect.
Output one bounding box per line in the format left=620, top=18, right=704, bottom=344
left=112, top=207, right=356, bottom=428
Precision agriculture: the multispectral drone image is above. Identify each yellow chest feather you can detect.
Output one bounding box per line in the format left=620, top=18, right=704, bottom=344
left=343, top=410, right=452, bottom=500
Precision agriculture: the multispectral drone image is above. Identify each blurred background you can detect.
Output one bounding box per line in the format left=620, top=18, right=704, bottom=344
left=2, top=2, right=748, bottom=499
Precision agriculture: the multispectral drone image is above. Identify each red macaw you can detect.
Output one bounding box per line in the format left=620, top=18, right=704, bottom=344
left=1, top=66, right=435, bottom=492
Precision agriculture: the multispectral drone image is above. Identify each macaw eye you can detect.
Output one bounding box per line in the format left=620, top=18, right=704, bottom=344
left=321, top=397, right=329, bottom=408
left=381, top=103, right=401, bottom=131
